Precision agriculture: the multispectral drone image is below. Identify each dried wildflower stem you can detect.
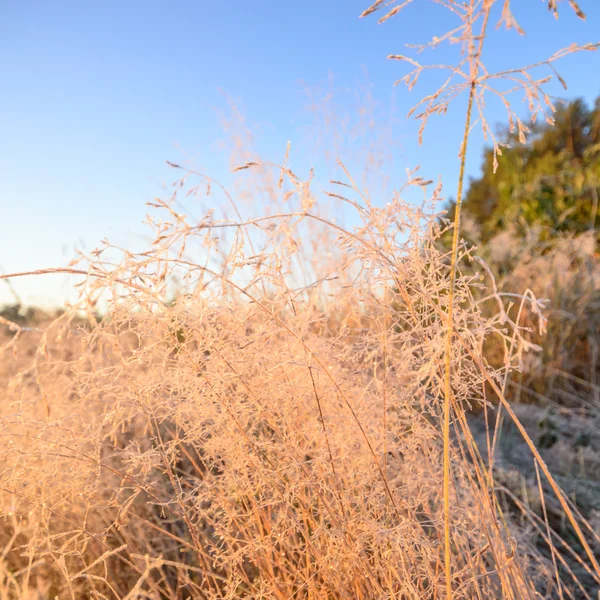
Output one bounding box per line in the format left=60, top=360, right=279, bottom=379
left=442, top=81, right=475, bottom=599
left=443, top=3, right=493, bottom=592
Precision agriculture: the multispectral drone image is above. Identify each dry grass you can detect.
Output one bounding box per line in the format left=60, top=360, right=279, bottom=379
left=0, top=1, right=599, bottom=598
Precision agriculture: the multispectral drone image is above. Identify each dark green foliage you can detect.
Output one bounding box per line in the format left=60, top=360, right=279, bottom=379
left=538, top=415, right=558, bottom=449
left=449, top=96, right=600, bottom=243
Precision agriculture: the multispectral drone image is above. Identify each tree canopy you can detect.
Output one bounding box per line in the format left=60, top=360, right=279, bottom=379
left=451, top=95, right=600, bottom=244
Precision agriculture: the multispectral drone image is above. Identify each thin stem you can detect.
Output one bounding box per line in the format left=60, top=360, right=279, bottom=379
left=443, top=82, right=475, bottom=599
left=442, top=4, right=493, bottom=593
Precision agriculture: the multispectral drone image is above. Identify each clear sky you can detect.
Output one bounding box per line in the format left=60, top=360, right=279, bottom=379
left=1, top=0, right=599, bottom=306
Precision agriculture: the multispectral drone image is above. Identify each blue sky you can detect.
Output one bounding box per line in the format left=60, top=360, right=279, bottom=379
left=1, top=0, right=599, bottom=306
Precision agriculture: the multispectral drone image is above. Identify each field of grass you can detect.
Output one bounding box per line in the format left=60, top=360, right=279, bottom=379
left=1, top=1, right=599, bottom=598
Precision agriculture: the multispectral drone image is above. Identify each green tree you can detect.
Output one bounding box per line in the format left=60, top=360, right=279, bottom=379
left=449, top=96, right=600, bottom=244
